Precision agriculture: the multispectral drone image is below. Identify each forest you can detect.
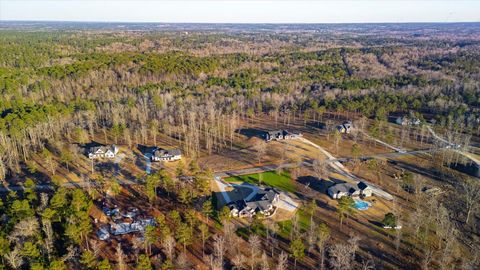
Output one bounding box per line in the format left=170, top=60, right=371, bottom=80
left=0, top=23, right=480, bottom=270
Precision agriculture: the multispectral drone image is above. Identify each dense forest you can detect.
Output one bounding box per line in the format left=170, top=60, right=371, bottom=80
left=0, top=25, right=479, bottom=178
left=0, top=23, right=480, bottom=270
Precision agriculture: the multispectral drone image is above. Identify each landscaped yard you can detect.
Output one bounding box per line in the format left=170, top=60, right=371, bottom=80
left=224, top=171, right=295, bottom=192
left=277, top=208, right=311, bottom=238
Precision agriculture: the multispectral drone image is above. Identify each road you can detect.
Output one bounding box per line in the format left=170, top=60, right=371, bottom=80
left=426, top=125, right=479, bottom=166
left=2, top=130, right=476, bottom=193
left=214, top=137, right=396, bottom=201
left=0, top=143, right=436, bottom=193
left=359, top=130, right=406, bottom=153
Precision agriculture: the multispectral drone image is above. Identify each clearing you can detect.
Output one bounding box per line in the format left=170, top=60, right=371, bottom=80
left=224, top=170, right=295, bottom=193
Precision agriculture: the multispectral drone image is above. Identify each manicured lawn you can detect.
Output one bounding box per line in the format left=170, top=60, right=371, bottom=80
left=277, top=208, right=311, bottom=238
left=224, top=171, right=295, bottom=192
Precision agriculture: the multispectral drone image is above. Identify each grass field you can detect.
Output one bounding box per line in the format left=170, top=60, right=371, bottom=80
left=277, top=208, right=311, bottom=238
left=224, top=171, right=295, bottom=192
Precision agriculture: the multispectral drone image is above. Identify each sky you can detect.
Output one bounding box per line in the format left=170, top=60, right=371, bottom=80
left=1, top=0, right=479, bottom=24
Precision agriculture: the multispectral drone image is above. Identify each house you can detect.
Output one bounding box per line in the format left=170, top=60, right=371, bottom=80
left=111, top=218, right=156, bottom=236
left=88, top=144, right=119, bottom=159
left=327, top=181, right=372, bottom=199
left=396, top=116, right=420, bottom=126
left=265, top=130, right=302, bottom=141
left=336, top=121, right=353, bottom=134
left=228, top=187, right=279, bottom=218
left=151, top=148, right=182, bottom=162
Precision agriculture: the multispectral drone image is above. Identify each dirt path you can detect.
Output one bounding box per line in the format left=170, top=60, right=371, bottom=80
left=359, top=130, right=406, bottom=153
left=427, top=125, right=480, bottom=165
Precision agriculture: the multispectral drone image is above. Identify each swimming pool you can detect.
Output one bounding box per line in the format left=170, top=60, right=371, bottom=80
left=354, top=199, right=371, bottom=210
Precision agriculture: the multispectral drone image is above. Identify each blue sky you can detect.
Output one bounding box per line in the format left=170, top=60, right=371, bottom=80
left=1, top=1, right=479, bottom=23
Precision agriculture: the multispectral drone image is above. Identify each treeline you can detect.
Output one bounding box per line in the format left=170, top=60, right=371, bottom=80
left=0, top=29, right=479, bottom=180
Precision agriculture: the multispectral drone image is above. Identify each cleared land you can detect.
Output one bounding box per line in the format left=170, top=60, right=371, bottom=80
left=224, top=170, right=295, bottom=193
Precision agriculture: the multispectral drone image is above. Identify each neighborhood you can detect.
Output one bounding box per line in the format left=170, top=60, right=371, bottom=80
left=87, top=144, right=183, bottom=162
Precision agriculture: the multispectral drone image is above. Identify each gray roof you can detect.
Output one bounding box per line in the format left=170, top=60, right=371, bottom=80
left=229, top=187, right=279, bottom=212
left=153, top=148, right=181, bottom=158
left=89, top=144, right=117, bottom=154
left=329, top=183, right=358, bottom=194
left=266, top=130, right=289, bottom=137
left=329, top=182, right=370, bottom=194
left=111, top=218, right=156, bottom=235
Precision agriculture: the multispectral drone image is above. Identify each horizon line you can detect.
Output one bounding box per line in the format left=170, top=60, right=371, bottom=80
left=1, top=19, right=479, bottom=25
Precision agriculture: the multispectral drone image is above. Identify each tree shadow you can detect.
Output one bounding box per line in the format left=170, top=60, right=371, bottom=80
left=235, top=128, right=267, bottom=139
left=368, top=219, right=384, bottom=228
left=297, top=176, right=343, bottom=194
left=306, top=121, right=327, bottom=130
left=82, top=140, right=105, bottom=149
left=136, top=144, right=157, bottom=155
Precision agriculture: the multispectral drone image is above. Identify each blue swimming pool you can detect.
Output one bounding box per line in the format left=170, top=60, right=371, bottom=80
left=354, top=200, right=371, bottom=210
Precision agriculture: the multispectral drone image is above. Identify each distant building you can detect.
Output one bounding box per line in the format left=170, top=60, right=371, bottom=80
left=88, top=144, right=119, bottom=159
left=152, top=148, right=182, bottom=162
left=265, top=130, right=302, bottom=142
left=336, top=121, right=353, bottom=134
left=228, top=187, right=279, bottom=218
left=327, top=181, right=372, bottom=199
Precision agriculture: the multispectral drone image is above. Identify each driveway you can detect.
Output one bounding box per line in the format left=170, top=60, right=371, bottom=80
left=299, top=137, right=394, bottom=201
left=275, top=192, right=299, bottom=212
left=143, top=153, right=152, bottom=174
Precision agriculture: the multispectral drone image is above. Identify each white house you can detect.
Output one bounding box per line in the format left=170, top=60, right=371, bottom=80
left=228, top=188, right=279, bottom=218
left=265, top=130, right=302, bottom=142
left=151, top=148, right=182, bottom=162
left=88, top=145, right=119, bottom=159
left=396, top=116, right=421, bottom=126
left=327, top=181, right=372, bottom=199
left=336, top=121, right=353, bottom=134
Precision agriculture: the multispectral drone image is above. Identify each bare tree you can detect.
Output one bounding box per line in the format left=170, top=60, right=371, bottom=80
left=334, top=130, right=342, bottom=155
left=460, top=178, right=480, bottom=224
left=276, top=251, right=288, bottom=270
left=361, top=253, right=375, bottom=270
left=422, top=247, right=434, bottom=270
left=307, top=220, right=317, bottom=254
left=42, top=218, right=54, bottom=260
left=261, top=252, right=270, bottom=270
left=212, top=234, right=225, bottom=270
left=4, top=248, right=23, bottom=269
left=249, top=234, right=261, bottom=270
left=313, top=159, right=329, bottom=180
left=253, top=139, right=267, bottom=165
left=162, top=235, right=176, bottom=260
left=10, top=217, right=40, bottom=241
left=223, top=220, right=236, bottom=252
left=131, top=235, right=143, bottom=261
left=317, top=223, right=331, bottom=270
left=231, top=253, right=246, bottom=270
left=116, top=243, right=126, bottom=270
left=175, top=253, right=191, bottom=270
left=329, top=236, right=359, bottom=270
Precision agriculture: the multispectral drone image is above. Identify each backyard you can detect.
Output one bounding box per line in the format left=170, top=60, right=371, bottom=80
left=224, top=170, right=295, bottom=193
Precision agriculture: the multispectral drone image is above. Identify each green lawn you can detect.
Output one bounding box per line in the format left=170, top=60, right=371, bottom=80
left=224, top=170, right=295, bottom=192
left=277, top=208, right=311, bottom=239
